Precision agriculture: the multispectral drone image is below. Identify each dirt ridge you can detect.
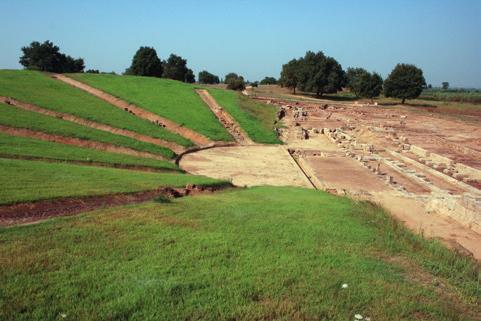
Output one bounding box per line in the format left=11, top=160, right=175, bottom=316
left=0, top=96, right=185, bottom=155
left=53, top=74, right=212, bottom=146
left=196, top=89, right=253, bottom=145
left=0, top=184, right=234, bottom=226
left=0, top=125, right=167, bottom=161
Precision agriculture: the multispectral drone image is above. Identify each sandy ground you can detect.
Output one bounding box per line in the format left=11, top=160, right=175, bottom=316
left=180, top=96, right=481, bottom=260
left=180, top=145, right=312, bottom=188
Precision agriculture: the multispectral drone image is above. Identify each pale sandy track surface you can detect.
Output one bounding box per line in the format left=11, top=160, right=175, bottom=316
left=180, top=145, right=312, bottom=188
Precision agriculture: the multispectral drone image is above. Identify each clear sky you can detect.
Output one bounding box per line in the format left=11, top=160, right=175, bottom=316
left=1, top=0, right=480, bottom=88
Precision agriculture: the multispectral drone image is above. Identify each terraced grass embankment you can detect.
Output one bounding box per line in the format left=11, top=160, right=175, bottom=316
left=0, top=102, right=174, bottom=159
left=0, top=158, right=224, bottom=205
left=208, top=88, right=281, bottom=144
left=0, top=70, right=192, bottom=147
left=0, top=132, right=179, bottom=171
left=69, top=73, right=233, bottom=142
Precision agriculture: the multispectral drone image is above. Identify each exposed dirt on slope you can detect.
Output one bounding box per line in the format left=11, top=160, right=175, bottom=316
left=196, top=89, right=253, bottom=145
left=0, top=96, right=185, bottom=155
left=0, top=125, right=167, bottom=161
left=53, top=74, right=212, bottom=146
left=0, top=184, right=233, bottom=226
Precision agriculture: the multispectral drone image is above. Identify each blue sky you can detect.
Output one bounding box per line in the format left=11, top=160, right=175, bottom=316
left=1, top=0, right=480, bottom=87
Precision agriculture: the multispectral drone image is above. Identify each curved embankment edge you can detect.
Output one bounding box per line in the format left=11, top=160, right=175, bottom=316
left=0, top=183, right=234, bottom=226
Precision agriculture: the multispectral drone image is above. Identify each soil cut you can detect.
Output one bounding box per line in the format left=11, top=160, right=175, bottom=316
left=196, top=89, right=253, bottom=145
left=53, top=74, right=213, bottom=146
left=0, top=184, right=233, bottom=226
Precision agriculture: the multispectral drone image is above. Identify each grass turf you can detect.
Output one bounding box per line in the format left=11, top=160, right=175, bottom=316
left=0, top=187, right=479, bottom=320
left=0, top=103, right=175, bottom=159
left=208, top=88, right=281, bottom=144
left=69, top=73, right=233, bottom=141
left=0, top=132, right=179, bottom=171
left=0, top=70, right=192, bottom=147
left=0, top=158, right=224, bottom=204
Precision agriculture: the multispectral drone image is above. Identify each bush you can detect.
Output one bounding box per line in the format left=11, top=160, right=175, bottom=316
left=260, top=77, right=278, bottom=85
left=226, top=78, right=246, bottom=91
left=198, top=71, right=220, bottom=84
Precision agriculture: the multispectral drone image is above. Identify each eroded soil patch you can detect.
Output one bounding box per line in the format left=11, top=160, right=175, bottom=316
left=0, top=184, right=233, bottom=226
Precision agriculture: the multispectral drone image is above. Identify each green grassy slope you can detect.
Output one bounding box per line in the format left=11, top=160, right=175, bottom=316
left=0, top=158, right=224, bottom=204
left=0, top=103, right=174, bottom=158
left=0, top=132, right=179, bottom=171
left=1, top=187, right=479, bottom=320
left=0, top=70, right=192, bottom=147
left=208, top=88, right=281, bottom=144
left=69, top=73, right=233, bottom=141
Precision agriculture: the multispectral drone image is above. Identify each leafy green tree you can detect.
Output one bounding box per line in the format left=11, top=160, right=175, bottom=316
left=185, top=69, right=195, bottom=83
left=280, top=59, right=301, bottom=94
left=224, top=72, right=242, bottom=84
left=384, top=64, right=426, bottom=104
left=260, top=77, right=278, bottom=85
left=163, top=54, right=189, bottom=81
left=297, top=51, right=344, bottom=96
left=346, top=67, right=368, bottom=96
left=346, top=67, right=383, bottom=99
left=198, top=70, right=220, bottom=84
left=225, top=73, right=246, bottom=91
left=19, top=40, right=84, bottom=73
left=125, top=47, right=163, bottom=77
left=86, top=69, right=100, bottom=74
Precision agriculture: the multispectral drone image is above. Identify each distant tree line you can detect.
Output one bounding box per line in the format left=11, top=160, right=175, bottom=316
left=260, top=77, right=278, bottom=85
left=279, top=50, right=427, bottom=103
left=18, top=41, right=428, bottom=101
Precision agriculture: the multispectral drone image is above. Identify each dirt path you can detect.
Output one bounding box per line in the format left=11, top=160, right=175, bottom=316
left=0, top=96, right=185, bottom=155
left=0, top=125, right=167, bottom=161
left=53, top=74, right=212, bottom=146
left=0, top=184, right=233, bottom=226
left=180, top=145, right=312, bottom=188
left=196, top=89, right=253, bottom=145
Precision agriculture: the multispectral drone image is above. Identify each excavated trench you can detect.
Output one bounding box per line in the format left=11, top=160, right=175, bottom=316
left=0, top=183, right=234, bottom=226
